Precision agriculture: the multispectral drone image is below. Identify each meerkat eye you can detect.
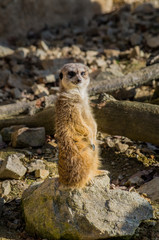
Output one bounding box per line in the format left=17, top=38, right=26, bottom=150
left=59, top=72, right=63, bottom=80
left=68, top=71, right=76, bottom=78
left=81, top=71, right=86, bottom=76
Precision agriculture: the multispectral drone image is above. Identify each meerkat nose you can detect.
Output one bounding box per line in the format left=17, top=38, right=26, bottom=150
left=77, top=79, right=82, bottom=83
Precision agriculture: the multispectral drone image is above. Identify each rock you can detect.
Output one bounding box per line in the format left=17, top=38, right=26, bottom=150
left=44, top=74, right=56, bottom=83
left=22, top=175, right=153, bottom=240
left=146, top=34, right=159, bottom=48
left=71, top=45, right=81, bottom=55
left=35, top=49, right=47, bottom=60
left=0, top=154, right=27, bottom=179
left=35, top=169, right=49, bottom=179
left=134, top=3, right=155, bottom=14
left=137, top=177, right=159, bottom=201
left=2, top=180, right=11, bottom=196
left=86, top=50, right=97, bottom=58
left=11, top=127, right=45, bottom=148
left=28, top=160, right=46, bottom=173
left=127, top=174, right=145, bottom=186
left=96, top=58, right=107, bottom=68
left=38, top=40, right=49, bottom=52
left=130, top=33, right=142, bottom=46
left=1, top=125, right=25, bottom=142
left=134, top=86, right=154, bottom=101
left=130, top=46, right=141, bottom=58
left=0, top=45, right=14, bottom=57
left=104, top=49, right=120, bottom=58
left=32, top=83, right=49, bottom=97
left=7, top=74, right=32, bottom=90
left=14, top=47, right=29, bottom=59
left=0, top=69, right=10, bottom=88
left=11, top=88, right=22, bottom=99
left=105, top=137, right=115, bottom=148
left=115, top=142, right=129, bottom=153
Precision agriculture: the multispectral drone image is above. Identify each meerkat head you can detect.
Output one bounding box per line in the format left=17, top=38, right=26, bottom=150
left=59, top=63, right=90, bottom=91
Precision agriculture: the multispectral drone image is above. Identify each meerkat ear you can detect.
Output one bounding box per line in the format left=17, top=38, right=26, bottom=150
left=59, top=72, right=63, bottom=80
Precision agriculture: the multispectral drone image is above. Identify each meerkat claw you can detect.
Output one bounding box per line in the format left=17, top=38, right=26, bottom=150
left=87, top=179, right=94, bottom=186
left=91, top=144, right=95, bottom=151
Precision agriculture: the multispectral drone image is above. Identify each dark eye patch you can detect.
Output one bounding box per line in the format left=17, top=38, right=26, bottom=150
left=59, top=72, right=63, bottom=80
left=68, top=71, right=76, bottom=78
left=81, top=72, right=86, bottom=76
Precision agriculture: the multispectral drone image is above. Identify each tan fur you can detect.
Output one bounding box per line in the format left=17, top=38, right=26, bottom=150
left=55, top=63, right=104, bottom=188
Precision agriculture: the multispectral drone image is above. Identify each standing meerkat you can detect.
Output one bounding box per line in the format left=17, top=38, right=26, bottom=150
left=55, top=63, right=106, bottom=188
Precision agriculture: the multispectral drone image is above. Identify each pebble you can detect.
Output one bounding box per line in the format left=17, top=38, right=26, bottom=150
left=38, top=40, right=49, bottom=52
left=28, top=159, right=46, bottom=173
left=2, top=180, right=11, bottom=196
left=115, top=142, right=129, bottom=153
left=35, top=169, right=49, bottom=179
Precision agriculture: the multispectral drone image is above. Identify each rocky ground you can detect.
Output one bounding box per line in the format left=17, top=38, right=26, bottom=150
left=0, top=2, right=159, bottom=240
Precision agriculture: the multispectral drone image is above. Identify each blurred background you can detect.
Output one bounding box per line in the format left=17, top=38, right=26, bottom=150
left=0, top=0, right=159, bottom=105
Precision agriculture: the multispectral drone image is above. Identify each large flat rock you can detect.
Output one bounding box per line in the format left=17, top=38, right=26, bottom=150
left=22, top=175, right=153, bottom=239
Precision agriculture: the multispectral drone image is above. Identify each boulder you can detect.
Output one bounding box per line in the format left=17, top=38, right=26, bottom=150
left=22, top=175, right=153, bottom=240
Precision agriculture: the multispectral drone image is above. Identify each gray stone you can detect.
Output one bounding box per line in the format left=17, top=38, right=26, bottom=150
left=2, top=180, right=11, bottom=196
left=7, top=74, right=32, bottom=90
left=0, top=69, right=10, bottom=88
left=35, top=169, right=49, bottom=179
left=22, top=175, right=153, bottom=240
left=14, top=47, right=29, bottom=59
left=38, top=40, right=49, bottom=52
left=137, top=177, right=159, bottom=201
left=28, top=159, right=46, bottom=173
left=0, top=154, right=27, bottom=179
left=44, top=74, right=56, bottom=83
left=31, top=84, right=49, bottom=97
left=35, top=49, right=47, bottom=60
left=1, top=125, right=25, bottom=142
left=12, top=88, right=21, bottom=99
left=115, top=142, right=129, bottom=153
left=105, top=137, right=115, bottom=148
left=127, top=174, right=145, bottom=186
left=11, top=127, right=45, bottom=148
left=130, top=33, right=142, bottom=46
left=0, top=45, right=14, bottom=57
left=146, top=34, right=159, bottom=48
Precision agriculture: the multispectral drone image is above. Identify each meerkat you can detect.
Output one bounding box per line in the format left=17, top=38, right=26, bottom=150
left=55, top=63, right=106, bottom=188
